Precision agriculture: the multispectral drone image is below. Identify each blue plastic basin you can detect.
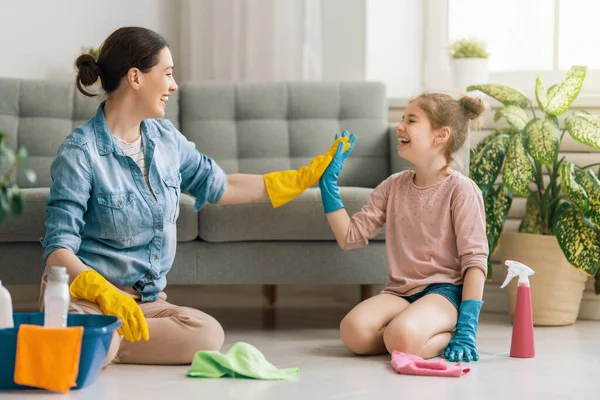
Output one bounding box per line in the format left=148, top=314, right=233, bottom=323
left=0, top=312, right=121, bottom=391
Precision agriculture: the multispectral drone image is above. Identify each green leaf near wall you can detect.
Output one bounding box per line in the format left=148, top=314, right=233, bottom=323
left=575, top=169, right=600, bottom=206
left=471, top=127, right=511, bottom=160
left=494, top=105, right=529, bottom=131
left=503, top=133, right=534, bottom=196
left=523, top=115, right=560, bottom=166
left=519, top=191, right=544, bottom=234
left=487, top=184, right=512, bottom=254
left=553, top=201, right=600, bottom=277
left=565, top=113, right=600, bottom=149
left=543, top=66, right=587, bottom=116
left=535, top=76, right=549, bottom=112
left=575, top=169, right=600, bottom=227
left=470, top=134, right=510, bottom=196
left=6, top=185, right=23, bottom=216
left=560, top=161, right=589, bottom=211
left=467, top=84, right=531, bottom=108
left=0, top=187, right=8, bottom=226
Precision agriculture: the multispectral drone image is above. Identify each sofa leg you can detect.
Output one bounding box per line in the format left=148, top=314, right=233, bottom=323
left=360, top=285, right=373, bottom=301
left=263, top=285, right=277, bottom=306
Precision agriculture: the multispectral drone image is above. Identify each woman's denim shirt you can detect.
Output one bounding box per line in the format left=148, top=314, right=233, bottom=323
left=42, top=105, right=227, bottom=302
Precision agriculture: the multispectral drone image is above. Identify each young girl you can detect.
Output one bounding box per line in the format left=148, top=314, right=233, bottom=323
left=320, top=94, right=488, bottom=362
left=39, top=26, right=345, bottom=366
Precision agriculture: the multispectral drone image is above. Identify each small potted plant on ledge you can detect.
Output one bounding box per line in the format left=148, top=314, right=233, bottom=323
left=0, top=132, right=36, bottom=227
left=448, top=37, right=490, bottom=92
left=468, top=66, right=600, bottom=326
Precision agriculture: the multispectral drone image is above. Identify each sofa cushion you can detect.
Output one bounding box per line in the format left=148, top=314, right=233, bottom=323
left=0, top=188, right=48, bottom=242
left=198, top=187, right=386, bottom=242
left=0, top=78, right=179, bottom=189
left=180, top=82, right=390, bottom=188
left=0, top=189, right=198, bottom=243
left=177, top=193, right=200, bottom=241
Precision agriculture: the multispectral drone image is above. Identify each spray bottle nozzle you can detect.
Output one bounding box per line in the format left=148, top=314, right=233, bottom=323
left=501, top=260, right=535, bottom=289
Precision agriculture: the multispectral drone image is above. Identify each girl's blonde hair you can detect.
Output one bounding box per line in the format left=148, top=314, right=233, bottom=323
left=411, top=93, right=486, bottom=173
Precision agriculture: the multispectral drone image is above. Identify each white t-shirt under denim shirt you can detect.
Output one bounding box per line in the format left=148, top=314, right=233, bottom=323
left=41, top=103, right=227, bottom=302
left=114, top=133, right=151, bottom=189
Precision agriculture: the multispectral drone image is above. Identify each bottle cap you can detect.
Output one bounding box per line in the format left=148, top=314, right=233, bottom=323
left=48, top=266, right=69, bottom=283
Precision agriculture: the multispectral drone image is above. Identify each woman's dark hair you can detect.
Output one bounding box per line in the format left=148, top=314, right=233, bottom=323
left=75, top=27, right=168, bottom=97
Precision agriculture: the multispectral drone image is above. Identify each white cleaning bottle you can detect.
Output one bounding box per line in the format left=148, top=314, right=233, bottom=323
left=44, top=266, right=70, bottom=328
left=501, top=260, right=535, bottom=358
left=0, top=279, right=14, bottom=329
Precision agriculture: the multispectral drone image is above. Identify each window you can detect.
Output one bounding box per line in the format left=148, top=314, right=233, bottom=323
left=448, top=0, right=600, bottom=93
left=448, top=0, right=555, bottom=71
left=365, top=0, right=600, bottom=100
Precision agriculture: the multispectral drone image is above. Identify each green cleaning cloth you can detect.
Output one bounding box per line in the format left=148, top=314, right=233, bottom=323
left=187, top=342, right=300, bottom=380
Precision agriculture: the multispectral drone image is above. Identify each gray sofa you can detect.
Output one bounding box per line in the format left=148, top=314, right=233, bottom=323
left=0, top=78, right=468, bottom=295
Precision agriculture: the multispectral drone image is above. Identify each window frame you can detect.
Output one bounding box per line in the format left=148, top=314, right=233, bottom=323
left=403, top=0, right=600, bottom=101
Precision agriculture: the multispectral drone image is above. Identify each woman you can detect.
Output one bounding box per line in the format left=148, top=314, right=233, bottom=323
left=40, top=26, right=348, bottom=366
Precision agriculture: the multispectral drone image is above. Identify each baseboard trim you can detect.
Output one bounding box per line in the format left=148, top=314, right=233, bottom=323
left=482, top=282, right=600, bottom=321
left=580, top=290, right=600, bottom=321
left=8, top=282, right=600, bottom=321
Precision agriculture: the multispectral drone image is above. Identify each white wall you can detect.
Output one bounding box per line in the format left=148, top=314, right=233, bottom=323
left=366, top=0, right=423, bottom=98
left=321, top=0, right=366, bottom=81
left=0, top=0, right=180, bottom=81
left=0, top=0, right=423, bottom=99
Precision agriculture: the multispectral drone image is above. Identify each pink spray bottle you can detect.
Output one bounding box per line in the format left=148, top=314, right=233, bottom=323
left=501, top=260, right=535, bottom=358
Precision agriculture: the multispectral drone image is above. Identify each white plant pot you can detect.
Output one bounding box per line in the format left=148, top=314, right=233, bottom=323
left=450, top=58, right=489, bottom=93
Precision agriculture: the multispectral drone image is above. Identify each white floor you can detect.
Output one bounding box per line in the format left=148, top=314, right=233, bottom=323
left=3, top=310, right=600, bottom=400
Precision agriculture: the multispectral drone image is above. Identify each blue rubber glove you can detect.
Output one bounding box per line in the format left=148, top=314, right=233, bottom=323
left=444, top=299, right=483, bottom=362
left=319, top=130, right=356, bottom=213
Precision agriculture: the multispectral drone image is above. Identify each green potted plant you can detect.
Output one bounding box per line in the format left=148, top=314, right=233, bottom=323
left=0, top=132, right=36, bottom=227
left=468, top=65, right=600, bottom=326
left=448, top=37, right=490, bottom=92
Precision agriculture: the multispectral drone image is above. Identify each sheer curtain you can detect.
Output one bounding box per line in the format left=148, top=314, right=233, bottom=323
left=179, top=0, right=322, bottom=83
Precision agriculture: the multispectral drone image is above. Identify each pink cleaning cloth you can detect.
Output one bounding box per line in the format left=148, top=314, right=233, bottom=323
left=391, top=351, right=470, bottom=378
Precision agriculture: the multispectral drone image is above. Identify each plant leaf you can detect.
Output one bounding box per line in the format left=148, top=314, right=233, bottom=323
left=16, top=146, right=28, bottom=160
left=573, top=109, right=590, bottom=116
left=0, top=200, right=6, bottom=227
left=0, top=144, right=16, bottom=168
left=470, top=127, right=511, bottom=160
left=467, top=84, right=530, bottom=108
left=0, top=187, right=9, bottom=212
left=7, top=185, right=23, bottom=216
left=523, top=115, right=560, bottom=166
left=535, top=76, right=548, bottom=112
left=23, top=166, right=37, bottom=184
left=575, top=169, right=600, bottom=206
left=547, top=84, right=559, bottom=100
left=575, top=169, right=600, bottom=228
left=469, top=134, right=510, bottom=196
left=503, top=133, right=534, bottom=196
left=560, top=161, right=589, bottom=211
left=553, top=201, right=600, bottom=277
left=545, top=66, right=587, bottom=116
left=565, top=113, right=600, bottom=149
left=519, top=191, right=544, bottom=234
left=487, top=184, right=513, bottom=255
left=483, top=190, right=496, bottom=280
left=494, top=105, right=529, bottom=130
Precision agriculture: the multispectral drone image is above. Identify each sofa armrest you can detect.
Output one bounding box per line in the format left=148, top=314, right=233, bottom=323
left=387, top=124, right=471, bottom=177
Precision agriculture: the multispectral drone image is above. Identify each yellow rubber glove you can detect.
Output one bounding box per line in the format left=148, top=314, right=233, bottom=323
left=264, top=136, right=351, bottom=208
left=69, top=269, right=150, bottom=342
